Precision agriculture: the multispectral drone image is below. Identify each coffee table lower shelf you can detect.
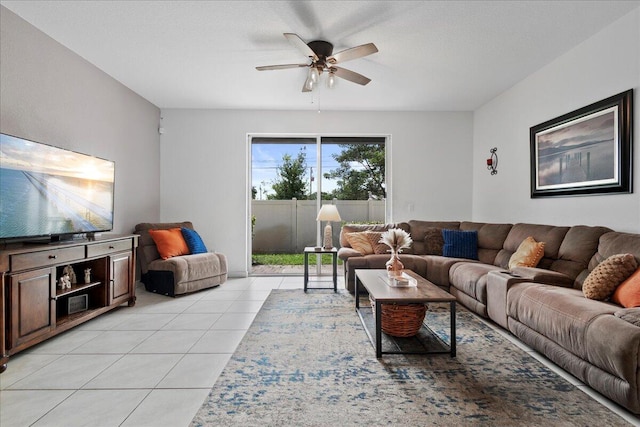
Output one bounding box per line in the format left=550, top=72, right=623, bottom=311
left=356, top=300, right=456, bottom=358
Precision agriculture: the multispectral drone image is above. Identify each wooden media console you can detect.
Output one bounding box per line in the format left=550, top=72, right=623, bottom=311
left=0, top=234, right=138, bottom=372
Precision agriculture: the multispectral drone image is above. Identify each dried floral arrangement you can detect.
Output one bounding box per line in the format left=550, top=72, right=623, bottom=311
left=379, top=228, right=413, bottom=252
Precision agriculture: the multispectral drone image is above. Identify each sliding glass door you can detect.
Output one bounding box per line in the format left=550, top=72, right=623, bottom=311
left=250, top=135, right=387, bottom=275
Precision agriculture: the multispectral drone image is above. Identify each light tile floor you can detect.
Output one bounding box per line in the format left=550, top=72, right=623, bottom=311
left=1, top=275, right=638, bottom=426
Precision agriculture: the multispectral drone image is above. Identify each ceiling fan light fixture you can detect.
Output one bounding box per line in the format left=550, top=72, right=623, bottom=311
left=304, top=76, right=315, bottom=91
left=327, top=71, right=336, bottom=89
left=310, top=67, right=319, bottom=83
left=257, top=33, right=377, bottom=93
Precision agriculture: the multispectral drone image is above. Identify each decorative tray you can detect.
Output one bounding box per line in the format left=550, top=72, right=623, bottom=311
left=379, top=272, right=418, bottom=287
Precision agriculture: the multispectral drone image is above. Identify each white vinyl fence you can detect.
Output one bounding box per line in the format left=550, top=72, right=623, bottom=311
left=251, top=199, right=385, bottom=253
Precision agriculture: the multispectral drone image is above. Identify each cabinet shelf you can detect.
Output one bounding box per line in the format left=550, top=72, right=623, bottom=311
left=55, top=282, right=101, bottom=299
left=57, top=307, right=104, bottom=327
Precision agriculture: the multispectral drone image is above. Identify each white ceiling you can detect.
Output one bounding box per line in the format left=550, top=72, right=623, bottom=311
left=2, top=1, right=638, bottom=111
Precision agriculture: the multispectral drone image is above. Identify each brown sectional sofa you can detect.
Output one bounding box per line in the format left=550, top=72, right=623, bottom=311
left=338, top=220, right=640, bottom=414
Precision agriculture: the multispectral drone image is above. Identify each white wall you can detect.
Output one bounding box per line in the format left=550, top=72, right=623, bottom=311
left=472, top=8, right=640, bottom=232
left=160, top=109, right=473, bottom=276
left=0, top=6, right=162, bottom=235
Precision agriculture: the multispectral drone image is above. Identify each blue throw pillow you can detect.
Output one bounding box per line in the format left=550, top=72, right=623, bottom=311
left=442, top=229, right=478, bottom=260
left=181, top=227, right=208, bottom=254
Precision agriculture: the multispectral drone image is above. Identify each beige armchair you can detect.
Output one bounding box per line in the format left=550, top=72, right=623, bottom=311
left=134, top=221, right=227, bottom=296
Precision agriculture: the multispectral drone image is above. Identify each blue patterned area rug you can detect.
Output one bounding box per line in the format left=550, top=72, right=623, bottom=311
left=191, top=290, right=630, bottom=426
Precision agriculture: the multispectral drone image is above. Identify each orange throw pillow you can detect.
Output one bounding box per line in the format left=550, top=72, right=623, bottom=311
left=612, top=268, right=640, bottom=308
left=508, top=236, right=545, bottom=269
left=149, top=228, right=190, bottom=259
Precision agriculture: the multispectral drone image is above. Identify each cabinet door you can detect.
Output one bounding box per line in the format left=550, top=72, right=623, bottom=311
left=110, top=253, right=133, bottom=305
left=9, top=268, right=55, bottom=349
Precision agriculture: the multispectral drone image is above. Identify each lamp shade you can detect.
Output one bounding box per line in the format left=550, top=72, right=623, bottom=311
left=316, top=205, right=341, bottom=222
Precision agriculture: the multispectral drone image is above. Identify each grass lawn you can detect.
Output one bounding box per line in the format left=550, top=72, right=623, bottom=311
left=252, top=253, right=343, bottom=265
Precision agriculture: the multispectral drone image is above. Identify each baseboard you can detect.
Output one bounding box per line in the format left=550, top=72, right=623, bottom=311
left=228, top=270, right=249, bottom=278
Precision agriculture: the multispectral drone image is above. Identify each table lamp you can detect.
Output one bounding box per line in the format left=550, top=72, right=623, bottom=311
left=316, top=205, right=341, bottom=249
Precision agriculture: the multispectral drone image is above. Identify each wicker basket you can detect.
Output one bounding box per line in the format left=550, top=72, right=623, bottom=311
left=369, top=295, right=427, bottom=337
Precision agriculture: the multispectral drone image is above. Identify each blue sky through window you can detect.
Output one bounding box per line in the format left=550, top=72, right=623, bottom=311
left=252, top=143, right=344, bottom=199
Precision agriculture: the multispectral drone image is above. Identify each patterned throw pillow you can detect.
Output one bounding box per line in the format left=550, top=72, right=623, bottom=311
left=365, top=231, right=389, bottom=254
left=508, top=236, right=545, bottom=269
left=424, top=227, right=444, bottom=255
left=345, top=232, right=375, bottom=255
left=612, top=268, right=640, bottom=308
left=583, top=253, right=638, bottom=301
left=181, top=227, right=208, bottom=254
left=442, top=229, right=478, bottom=260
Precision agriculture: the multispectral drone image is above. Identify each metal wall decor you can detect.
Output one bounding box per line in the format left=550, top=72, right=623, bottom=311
left=487, top=148, right=498, bottom=175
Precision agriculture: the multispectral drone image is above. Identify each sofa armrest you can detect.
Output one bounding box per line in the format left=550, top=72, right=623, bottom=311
left=487, top=270, right=531, bottom=329
left=511, top=267, right=574, bottom=288
left=615, top=308, right=640, bottom=327
left=337, top=247, right=362, bottom=261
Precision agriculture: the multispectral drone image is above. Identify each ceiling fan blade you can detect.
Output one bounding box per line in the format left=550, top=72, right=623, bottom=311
left=327, top=43, right=378, bottom=64
left=284, top=33, right=319, bottom=61
left=256, top=64, right=308, bottom=71
left=332, top=66, right=371, bottom=86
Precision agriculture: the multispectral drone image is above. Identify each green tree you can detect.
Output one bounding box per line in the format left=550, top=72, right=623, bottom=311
left=325, top=143, right=385, bottom=200
left=308, top=191, right=333, bottom=200
left=268, top=148, right=308, bottom=200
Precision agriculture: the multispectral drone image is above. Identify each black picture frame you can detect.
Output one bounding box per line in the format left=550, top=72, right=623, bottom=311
left=530, top=89, right=633, bottom=198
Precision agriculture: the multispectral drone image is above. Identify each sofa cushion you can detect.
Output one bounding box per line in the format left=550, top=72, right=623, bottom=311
left=421, top=255, right=473, bottom=289
left=509, top=236, right=545, bottom=269
left=612, top=268, right=640, bottom=308
left=495, top=223, right=569, bottom=270
left=148, top=252, right=225, bottom=285
left=583, top=253, right=637, bottom=300
left=507, top=283, right=619, bottom=361
left=449, top=262, right=502, bottom=307
left=442, top=229, right=478, bottom=260
left=149, top=228, right=190, bottom=260
left=337, top=247, right=362, bottom=261
left=587, top=232, right=640, bottom=273
left=181, top=227, right=208, bottom=254
left=551, top=225, right=612, bottom=287
left=460, top=222, right=512, bottom=265
left=508, top=283, right=640, bottom=401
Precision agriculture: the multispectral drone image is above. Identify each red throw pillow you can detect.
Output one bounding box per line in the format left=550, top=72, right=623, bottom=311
left=148, top=228, right=190, bottom=259
left=612, top=268, right=640, bottom=308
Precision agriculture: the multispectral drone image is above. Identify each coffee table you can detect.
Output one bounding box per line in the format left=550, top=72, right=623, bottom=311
left=355, top=269, right=456, bottom=358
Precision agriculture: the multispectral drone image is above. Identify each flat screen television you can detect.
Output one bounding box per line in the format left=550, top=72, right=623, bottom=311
left=0, top=133, right=115, bottom=243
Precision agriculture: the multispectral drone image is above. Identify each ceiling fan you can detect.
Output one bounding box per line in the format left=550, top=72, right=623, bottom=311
left=256, top=33, right=378, bottom=92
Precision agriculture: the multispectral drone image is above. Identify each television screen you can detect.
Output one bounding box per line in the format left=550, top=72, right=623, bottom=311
left=0, top=133, right=115, bottom=240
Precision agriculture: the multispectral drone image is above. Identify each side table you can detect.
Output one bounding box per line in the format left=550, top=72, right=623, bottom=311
left=303, top=247, right=338, bottom=292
